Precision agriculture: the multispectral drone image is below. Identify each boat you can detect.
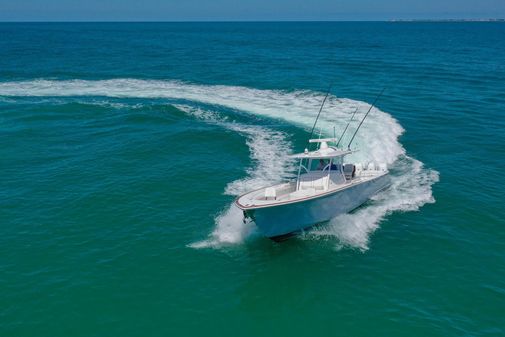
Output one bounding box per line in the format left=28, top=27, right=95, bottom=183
left=235, top=87, right=390, bottom=241
left=235, top=138, right=390, bottom=241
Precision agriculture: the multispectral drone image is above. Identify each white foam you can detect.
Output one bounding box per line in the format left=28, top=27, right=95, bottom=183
left=175, top=104, right=295, bottom=195
left=176, top=104, right=295, bottom=248
left=0, top=79, right=405, bottom=161
left=188, top=204, right=258, bottom=249
left=1, top=79, right=439, bottom=250
left=304, top=157, right=439, bottom=251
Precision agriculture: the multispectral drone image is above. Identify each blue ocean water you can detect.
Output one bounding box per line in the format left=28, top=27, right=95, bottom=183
left=1, top=22, right=504, bottom=336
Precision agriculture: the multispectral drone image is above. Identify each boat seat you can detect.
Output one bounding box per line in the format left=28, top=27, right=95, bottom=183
left=343, top=164, right=355, bottom=180
left=264, top=187, right=276, bottom=200
left=291, top=188, right=316, bottom=198
left=298, top=172, right=329, bottom=191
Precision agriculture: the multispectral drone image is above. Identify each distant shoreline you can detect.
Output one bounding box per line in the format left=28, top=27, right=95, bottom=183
left=389, top=18, right=505, bottom=22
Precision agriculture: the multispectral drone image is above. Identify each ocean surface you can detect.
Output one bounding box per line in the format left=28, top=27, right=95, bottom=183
left=1, top=22, right=504, bottom=336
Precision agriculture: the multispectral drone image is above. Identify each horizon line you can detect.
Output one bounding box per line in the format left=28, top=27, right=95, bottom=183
left=0, top=18, right=504, bottom=23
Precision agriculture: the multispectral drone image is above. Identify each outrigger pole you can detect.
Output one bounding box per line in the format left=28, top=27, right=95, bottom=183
left=336, top=106, right=359, bottom=148
left=347, top=87, right=386, bottom=150
left=307, top=84, right=332, bottom=145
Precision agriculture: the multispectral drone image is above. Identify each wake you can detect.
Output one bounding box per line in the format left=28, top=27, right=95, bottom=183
left=0, top=79, right=439, bottom=250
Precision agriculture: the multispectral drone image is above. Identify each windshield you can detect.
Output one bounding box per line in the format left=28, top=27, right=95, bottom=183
left=305, top=157, right=342, bottom=172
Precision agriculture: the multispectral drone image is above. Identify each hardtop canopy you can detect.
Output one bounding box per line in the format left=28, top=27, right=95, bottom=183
left=291, top=147, right=353, bottom=159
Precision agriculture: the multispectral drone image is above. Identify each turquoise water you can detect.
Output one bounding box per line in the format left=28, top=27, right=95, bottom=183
left=1, top=22, right=504, bottom=336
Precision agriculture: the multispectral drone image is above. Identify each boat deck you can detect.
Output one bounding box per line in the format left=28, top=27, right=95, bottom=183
left=236, top=168, right=387, bottom=210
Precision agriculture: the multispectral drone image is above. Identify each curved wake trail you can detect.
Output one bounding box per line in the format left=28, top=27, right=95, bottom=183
left=0, top=79, right=439, bottom=250
left=175, top=105, right=296, bottom=248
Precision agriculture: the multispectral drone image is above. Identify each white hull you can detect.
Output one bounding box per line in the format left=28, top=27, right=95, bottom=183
left=238, top=172, right=390, bottom=240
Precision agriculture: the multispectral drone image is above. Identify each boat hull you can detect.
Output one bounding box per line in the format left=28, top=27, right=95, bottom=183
left=244, top=174, right=390, bottom=239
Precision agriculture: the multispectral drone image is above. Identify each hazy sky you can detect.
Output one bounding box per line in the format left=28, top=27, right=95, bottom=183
left=1, top=0, right=504, bottom=21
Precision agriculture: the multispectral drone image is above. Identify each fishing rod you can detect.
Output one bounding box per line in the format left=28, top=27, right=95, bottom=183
left=347, top=87, right=386, bottom=150
left=335, top=106, right=359, bottom=148
left=307, top=84, right=332, bottom=145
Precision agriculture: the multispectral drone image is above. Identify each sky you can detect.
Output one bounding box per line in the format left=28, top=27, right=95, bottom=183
left=0, top=0, right=504, bottom=21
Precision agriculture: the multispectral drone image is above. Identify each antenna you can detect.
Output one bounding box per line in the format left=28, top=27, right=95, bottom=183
left=307, top=84, right=332, bottom=145
left=336, top=106, right=359, bottom=148
left=347, top=87, right=386, bottom=150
